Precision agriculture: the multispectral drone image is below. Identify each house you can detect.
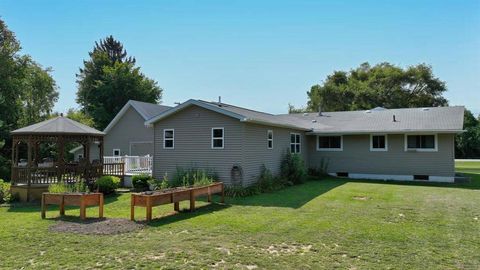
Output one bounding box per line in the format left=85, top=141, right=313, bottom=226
left=70, top=100, right=171, bottom=161
left=145, top=99, right=464, bottom=185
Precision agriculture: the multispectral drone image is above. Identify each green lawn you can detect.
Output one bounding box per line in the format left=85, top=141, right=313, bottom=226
left=1, top=162, right=479, bottom=269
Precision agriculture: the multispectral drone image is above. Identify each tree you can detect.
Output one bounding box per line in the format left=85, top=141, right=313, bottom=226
left=50, top=108, right=95, bottom=127
left=76, top=36, right=162, bottom=130
left=455, top=109, right=480, bottom=158
left=17, top=56, right=59, bottom=126
left=0, top=18, right=58, bottom=180
left=306, top=62, right=448, bottom=112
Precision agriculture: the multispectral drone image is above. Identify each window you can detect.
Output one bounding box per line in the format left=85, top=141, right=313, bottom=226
left=405, top=134, right=437, bottom=151
left=77, top=154, right=84, bottom=160
left=113, top=149, right=121, bottom=156
left=370, top=135, right=387, bottom=151
left=267, top=130, right=273, bottom=149
left=212, top=128, right=224, bottom=149
left=290, top=133, right=301, bottom=153
left=163, top=129, right=174, bottom=149
left=317, top=136, right=342, bottom=151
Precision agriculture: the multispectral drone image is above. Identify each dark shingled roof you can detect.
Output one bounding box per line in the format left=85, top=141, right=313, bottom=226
left=11, top=116, right=104, bottom=135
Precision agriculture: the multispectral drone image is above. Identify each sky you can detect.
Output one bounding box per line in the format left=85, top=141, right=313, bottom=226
left=1, top=0, right=479, bottom=115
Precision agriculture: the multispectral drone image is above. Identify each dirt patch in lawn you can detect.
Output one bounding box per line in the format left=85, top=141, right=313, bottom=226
left=352, top=196, right=370, bottom=201
left=49, top=218, right=144, bottom=235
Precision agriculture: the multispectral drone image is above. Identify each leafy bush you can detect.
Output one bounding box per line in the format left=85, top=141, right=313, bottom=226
left=148, top=173, right=170, bottom=191
left=0, top=179, right=12, bottom=203
left=172, top=167, right=216, bottom=187
left=48, top=180, right=88, bottom=193
left=224, top=185, right=260, bottom=198
left=95, top=176, right=120, bottom=194
left=48, top=182, right=70, bottom=193
left=132, top=174, right=152, bottom=191
left=280, top=152, right=307, bottom=185
left=256, top=165, right=287, bottom=192
left=308, top=158, right=329, bottom=177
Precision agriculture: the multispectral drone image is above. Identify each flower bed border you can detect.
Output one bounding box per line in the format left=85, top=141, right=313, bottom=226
left=130, top=182, right=224, bottom=222
left=41, top=192, right=104, bottom=220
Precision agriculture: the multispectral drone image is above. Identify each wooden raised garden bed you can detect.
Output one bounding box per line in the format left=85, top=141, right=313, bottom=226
left=131, top=182, right=224, bottom=222
left=41, top=192, right=104, bottom=220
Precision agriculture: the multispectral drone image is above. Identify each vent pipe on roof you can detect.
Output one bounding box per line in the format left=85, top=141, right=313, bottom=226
left=318, top=105, right=322, bottom=116
left=218, top=96, right=222, bottom=104
left=393, top=115, right=396, bottom=122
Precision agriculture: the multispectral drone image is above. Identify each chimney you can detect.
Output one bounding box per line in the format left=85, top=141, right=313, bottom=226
left=393, top=115, right=396, bottom=122
left=318, top=105, right=322, bottom=116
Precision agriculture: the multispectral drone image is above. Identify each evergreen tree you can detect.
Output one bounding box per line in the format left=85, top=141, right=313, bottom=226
left=76, top=36, right=162, bottom=130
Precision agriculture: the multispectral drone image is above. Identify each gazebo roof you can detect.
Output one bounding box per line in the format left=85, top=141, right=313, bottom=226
left=11, top=116, right=104, bottom=136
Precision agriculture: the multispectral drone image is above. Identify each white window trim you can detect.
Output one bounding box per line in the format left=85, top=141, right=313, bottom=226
left=290, top=133, right=301, bottom=153
left=211, top=127, right=224, bottom=149
left=267, top=130, right=273, bottom=149
left=370, top=134, right=388, bottom=152
left=316, top=135, right=343, bottom=151
left=113, top=149, right=121, bottom=156
left=163, top=129, right=174, bottom=149
left=404, top=134, right=438, bottom=152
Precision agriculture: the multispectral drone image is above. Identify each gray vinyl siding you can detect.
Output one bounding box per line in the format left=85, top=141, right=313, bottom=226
left=307, top=134, right=455, bottom=177
left=153, top=106, right=244, bottom=184
left=242, top=123, right=307, bottom=185
left=104, top=107, right=154, bottom=156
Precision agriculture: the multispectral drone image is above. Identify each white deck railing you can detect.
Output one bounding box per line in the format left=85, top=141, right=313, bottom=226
left=103, top=155, right=152, bottom=175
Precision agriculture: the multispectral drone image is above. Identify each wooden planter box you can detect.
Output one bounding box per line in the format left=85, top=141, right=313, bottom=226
left=131, top=182, right=224, bottom=222
left=41, top=192, right=104, bottom=220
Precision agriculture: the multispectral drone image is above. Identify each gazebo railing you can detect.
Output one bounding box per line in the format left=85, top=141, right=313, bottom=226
left=11, top=162, right=124, bottom=186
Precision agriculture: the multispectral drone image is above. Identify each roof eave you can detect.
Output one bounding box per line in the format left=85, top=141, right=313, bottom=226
left=306, top=129, right=465, bottom=135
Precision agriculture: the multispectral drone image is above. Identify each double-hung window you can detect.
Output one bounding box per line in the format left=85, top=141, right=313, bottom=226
left=290, top=133, right=301, bottom=153
left=317, top=136, right=342, bottom=151
left=267, top=130, right=273, bottom=149
left=163, top=129, right=174, bottom=149
left=370, top=135, right=387, bottom=151
left=405, top=134, right=437, bottom=151
left=212, top=128, right=224, bottom=149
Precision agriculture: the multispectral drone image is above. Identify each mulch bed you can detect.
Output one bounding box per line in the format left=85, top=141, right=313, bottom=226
left=49, top=218, right=144, bottom=235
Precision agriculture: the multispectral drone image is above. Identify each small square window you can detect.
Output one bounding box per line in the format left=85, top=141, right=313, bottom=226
left=113, top=149, right=121, bottom=156
left=212, top=128, right=224, bottom=149
left=370, top=135, right=387, bottom=151
left=164, top=129, right=174, bottom=149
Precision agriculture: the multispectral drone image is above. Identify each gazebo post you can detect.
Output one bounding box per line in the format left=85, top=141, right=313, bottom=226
left=26, top=136, right=32, bottom=202
left=11, top=138, right=16, bottom=185
left=57, top=135, right=65, bottom=183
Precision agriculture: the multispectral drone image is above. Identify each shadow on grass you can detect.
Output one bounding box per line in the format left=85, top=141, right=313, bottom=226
left=337, top=172, right=480, bottom=190
left=6, top=192, right=122, bottom=213
left=226, top=179, right=346, bottom=209
left=144, top=202, right=231, bottom=227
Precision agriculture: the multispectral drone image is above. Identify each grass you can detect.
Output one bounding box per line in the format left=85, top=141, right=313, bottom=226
left=0, top=162, right=479, bottom=269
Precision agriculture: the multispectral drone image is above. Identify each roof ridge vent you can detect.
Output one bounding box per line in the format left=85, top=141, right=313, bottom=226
left=303, top=113, right=308, bottom=116
left=365, top=110, right=371, bottom=113
left=422, top=108, right=430, bottom=111
left=372, top=106, right=387, bottom=111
